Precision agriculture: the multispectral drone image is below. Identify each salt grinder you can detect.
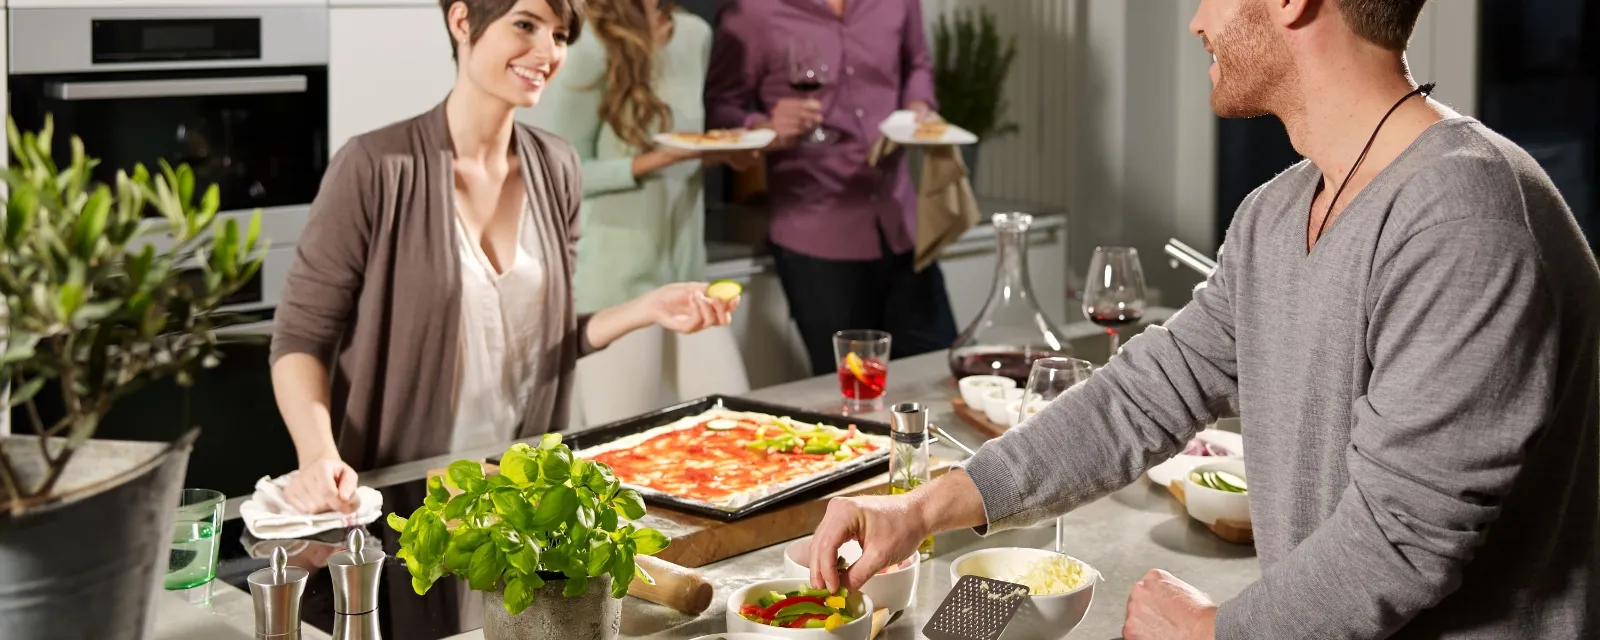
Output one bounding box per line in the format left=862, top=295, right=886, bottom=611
left=248, top=547, right=309, bottom=640
left=328, top=528, right=386, bottom=640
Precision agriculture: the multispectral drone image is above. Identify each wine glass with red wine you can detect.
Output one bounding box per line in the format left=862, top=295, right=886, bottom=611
left=787, top=39, right=831, bottom=146
left=1083, top=246, right=1147, bottom=357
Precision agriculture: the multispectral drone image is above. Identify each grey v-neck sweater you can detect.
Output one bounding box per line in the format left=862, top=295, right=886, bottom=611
left=963, top=118, right=1599, bottom=638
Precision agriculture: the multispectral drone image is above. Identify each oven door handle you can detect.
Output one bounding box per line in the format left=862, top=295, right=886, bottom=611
left=44, top=75, right=308, bottom=101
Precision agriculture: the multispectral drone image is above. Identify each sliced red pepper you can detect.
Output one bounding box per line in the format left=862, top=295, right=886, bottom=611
left=762, top=595, right=824, bottom=620
left=739, top=603, right=768, bottom=623
left=784, top=614, right=829, bottom=629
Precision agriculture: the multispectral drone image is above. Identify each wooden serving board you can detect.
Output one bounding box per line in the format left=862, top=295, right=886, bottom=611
left=1166, top=480, right=1254, bottom=545
left=951, top=397, right=1010, bottom=439
left=429, top=458, right=956, bottom=568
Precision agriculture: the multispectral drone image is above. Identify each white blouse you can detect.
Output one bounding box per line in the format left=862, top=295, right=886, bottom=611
left=449, top=201, right=546, bottom=453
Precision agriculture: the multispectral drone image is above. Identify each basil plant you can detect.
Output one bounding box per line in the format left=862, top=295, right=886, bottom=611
left=388, top=434, right=670, bottom=615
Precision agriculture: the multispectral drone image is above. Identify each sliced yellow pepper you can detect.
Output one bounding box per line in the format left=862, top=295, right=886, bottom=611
left=823, top=612, right=847, bottom=632
left=824, top=595, right=846, bottom=609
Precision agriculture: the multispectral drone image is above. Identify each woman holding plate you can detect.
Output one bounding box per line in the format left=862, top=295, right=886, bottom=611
left=523, top=0, right=759, bottom=426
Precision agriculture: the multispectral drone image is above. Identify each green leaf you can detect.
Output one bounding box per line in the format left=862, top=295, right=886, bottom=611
left=386, top=513, right=409, bottom=534
left=444, top=527, right=491, bottom=575
left=570, top=458, right=590, bottom=486
left=610, top=548, right=637, bottom=599
left=506, top=541, right=540, bottom=575
left=413, top=510, right=449, bottom=567
left=409, top=563, right=445, bottom=595
left=531, top=485, right=577, bottom=530
left=612, top=488, right=646, bottom=521
left=449, top=460, right=486, bottom=493
left=539, top=447, right=572, bottom=483
left=538, top=433, right=562, bottom=450
left=425, top=475, right=451, bottom=511
left=586, top=538, right=613, bottom=577
left=584, top=462, right=619, bottom=501
left=467, top=543, right=507, bottom=591
left=1, top=333, right=39, bottom=364
left=563, top=575, right=590, bottom=598
left=500, top=443, right=537, bottom=485
left=491, top=488, right=538, bottom=531
left=443, top=492, right=476, bottom=522
left=486, top=473, right=514, bottom=490
left=597, top=508, right=619, bottom=532
left=67, top=414, right=100, bottom=450
left=631, top=528, right=669, bottom=556
left=574, top=502, right=596, bottom=532
left=503, top=572, right=536, bottom=615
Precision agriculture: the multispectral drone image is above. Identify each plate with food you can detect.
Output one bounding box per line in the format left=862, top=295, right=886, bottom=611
left=877, top=110, right=978, bottom=146
left=567, top=396, right=894, bottom=520
left=655, top=128, right=777, bottom=151
left=1145, top=428, right=1244, bottom=490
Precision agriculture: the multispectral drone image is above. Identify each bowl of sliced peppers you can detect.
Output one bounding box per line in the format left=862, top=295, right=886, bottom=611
left=725, top=579, right=874, bottom=639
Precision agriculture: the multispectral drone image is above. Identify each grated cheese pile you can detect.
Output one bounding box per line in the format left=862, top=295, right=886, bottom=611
left=1011, top=557, right=1088, bottom=596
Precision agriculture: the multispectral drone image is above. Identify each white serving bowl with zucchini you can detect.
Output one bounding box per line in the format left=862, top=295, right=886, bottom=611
left=781, top=537, right=919, bottom=613
left=1182, top=459, right=1251, bottom=527
left=725, top=579, right=875, bottom=639
left=948, top=547, right=1100, bottom=640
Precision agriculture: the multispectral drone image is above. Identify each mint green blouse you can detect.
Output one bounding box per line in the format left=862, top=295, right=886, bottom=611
left=519, top=11, right=711, bottom=314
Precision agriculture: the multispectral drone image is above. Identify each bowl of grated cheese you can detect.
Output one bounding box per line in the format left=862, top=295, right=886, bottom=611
left=948, top=547, right=1099, bottom=640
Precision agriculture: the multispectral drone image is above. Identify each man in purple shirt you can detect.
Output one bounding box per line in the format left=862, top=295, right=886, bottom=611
left=706, top=0, right=957, bottom=375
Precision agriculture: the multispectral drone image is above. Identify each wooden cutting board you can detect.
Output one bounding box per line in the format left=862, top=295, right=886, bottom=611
left=428, top=458, right=956, bottom=568
left=951, top=397, right=1010, bottom=439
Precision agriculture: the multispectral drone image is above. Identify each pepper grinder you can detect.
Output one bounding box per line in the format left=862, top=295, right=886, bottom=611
left=249, top=547, right=308, bottom=640
left=328, top=528, right=386, bottom=640
left=888, top=402, right=934, bottom=560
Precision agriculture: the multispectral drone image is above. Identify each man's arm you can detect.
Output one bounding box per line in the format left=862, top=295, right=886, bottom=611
left=962, top=231, right=1242, bottom=531
left=704, top=1, right=767, bottom=130
left=1215, top=219, right=1555, bottom=639
left=899, top=0, right=938, bottom=111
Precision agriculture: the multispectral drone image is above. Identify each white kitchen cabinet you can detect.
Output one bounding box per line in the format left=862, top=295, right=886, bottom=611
left=328, top=6, right=455, bottom=155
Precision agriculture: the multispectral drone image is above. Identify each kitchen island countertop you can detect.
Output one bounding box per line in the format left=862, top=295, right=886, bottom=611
left=156, top=349, right=1259, bottom=640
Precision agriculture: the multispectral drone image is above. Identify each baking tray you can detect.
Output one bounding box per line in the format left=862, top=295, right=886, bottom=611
left=545, top=395, right=896, bottom=521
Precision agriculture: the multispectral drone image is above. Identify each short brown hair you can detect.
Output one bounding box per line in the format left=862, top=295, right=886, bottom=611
left=1335, top=0, right=1427, bottom=51
left=440, top=0, right=585, bottom=60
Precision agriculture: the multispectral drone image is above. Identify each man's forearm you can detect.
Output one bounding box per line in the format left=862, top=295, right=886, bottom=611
left=909, top=469, right=989, bottom=532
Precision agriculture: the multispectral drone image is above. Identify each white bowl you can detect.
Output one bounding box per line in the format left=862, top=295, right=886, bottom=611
left=983, top=388, right=1025, bottom=425
left=782, top=537, right=919, bottom=613
left=959, top=375, right=1017, bottom=408
left=1183, top=459, right=1251, bottom=527
left=949, top=547, right=1099, bottom=640
left=1004, top=398, right=1050, bottom=427
left=1146, top=428, right=1244, bottom=489
left=725, top=578, right=875, bottom=639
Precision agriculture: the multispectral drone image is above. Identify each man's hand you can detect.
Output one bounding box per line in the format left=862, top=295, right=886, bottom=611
left=808, top=493, right=932, bottom=593
left=906, top=100, right=936, bottom=123
left=1123, top=569, right=1218, bottom=640
left=766, top=97, right=824, bottom=142
left=284, top=457, right=359, bottom=514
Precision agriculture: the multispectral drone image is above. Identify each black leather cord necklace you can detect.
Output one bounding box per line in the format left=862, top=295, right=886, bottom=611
left=1316, top=82, right=1437, bottom=241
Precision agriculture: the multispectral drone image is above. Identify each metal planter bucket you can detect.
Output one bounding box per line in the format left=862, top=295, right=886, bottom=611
left=0, top=430, right=197, bottom=640
left=482, top=574, right=619, bottom=640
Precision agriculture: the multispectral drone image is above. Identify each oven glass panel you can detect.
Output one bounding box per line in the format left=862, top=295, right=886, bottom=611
left=8, top=67, right=328, bottom=216
left=92, top=18, right=262, bottom=64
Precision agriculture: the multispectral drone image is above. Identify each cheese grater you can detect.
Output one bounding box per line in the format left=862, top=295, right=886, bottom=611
left=922, top=574, right=1031, bottom=640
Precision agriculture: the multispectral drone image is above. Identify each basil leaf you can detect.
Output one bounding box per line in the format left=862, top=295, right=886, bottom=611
left=587, top=537, right=613, bottom=577
left=575, top=502, right=596, bottom=532
left=490, top=525, right=523, bottom=553
left=443, top=492, right=476, bottom=522
left=634, top=560, right=656, bottom=586
left=443, top=527, right=488, bottom=575
left=597, top=508, right=619, bottom=532
left=506, top=541, right=540, bottom=575
left=538, top=433, right=562, bottom=450
left=503, top=572, right=536, bottom=615
left=491, top=488, right=538, bottom=531
left=531, top=485, right=577, bottom=530
left=413, top=510, right=449, bottom=566
left=409, top=563, right=444, bottom=595
left=540, top=447, right=573, bottom=483
left=467, top=543, right=507, bottom=592
left=449, top=460, right=487, bottom=494
left=586, top=463, right=620, bottom=501
left=386, top=512, right=408, bottom=533
left=610, top=545, right=637, bottom=599
left=631, top=528, right=669, bottom=556
left=563, top=574, right=589, bottom=598
left=571, top=458, right=591, bottom=487
left=500, top=444, right=537, bottom=486
left=486, top=474, right=514, bottom=490
left=425, top=475, right=450, bottom=510
left=612, top=488, right=646, bottom=521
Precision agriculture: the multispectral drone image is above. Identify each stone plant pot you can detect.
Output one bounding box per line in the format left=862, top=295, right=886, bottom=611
left=483, top=574, right=619, bottom=640
left=0, top=431, right=197, bottom=640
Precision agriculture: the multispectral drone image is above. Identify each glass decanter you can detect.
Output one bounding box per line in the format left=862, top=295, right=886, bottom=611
left=947, top=212, right=1072, bottom=384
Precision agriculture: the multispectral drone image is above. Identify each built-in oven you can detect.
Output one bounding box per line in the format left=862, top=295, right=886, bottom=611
left=7, top=5, right=330, bottom=313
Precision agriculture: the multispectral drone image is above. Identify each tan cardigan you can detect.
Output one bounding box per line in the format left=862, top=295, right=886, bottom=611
left=270, top=100, right=597, bottom=472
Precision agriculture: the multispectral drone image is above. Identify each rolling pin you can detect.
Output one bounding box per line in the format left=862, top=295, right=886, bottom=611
left=630, top=555, right=714, bottom=615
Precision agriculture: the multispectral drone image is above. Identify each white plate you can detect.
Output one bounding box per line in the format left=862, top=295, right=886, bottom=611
left=877, top=110, right=979, bottom=146
left=654, top=128, right=776, bottom=151
left=1146, top=428, right=1244, bottom=490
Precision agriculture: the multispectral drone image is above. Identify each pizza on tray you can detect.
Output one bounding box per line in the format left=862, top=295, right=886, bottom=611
left=576, top=408, right=890, bottom=511
left=663, top=128, right=748, bottom=146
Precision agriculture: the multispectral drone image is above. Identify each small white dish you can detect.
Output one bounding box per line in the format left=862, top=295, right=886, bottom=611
left=654, top=128, right=776, bottom=151
left=782, top=536, right=919, bottom=613
left=958, top=374, right=1017, bottom=408
left=1183, top=459, right=1251, bottom=527
left=983, top=388, right=1025, bottom=425
left=1004, top=398, right=1050, bottom=427
left=726, top=578, right=875, bottom=639
left=878, top=110, right=979, bottom=146
left=1146, top=428, right=1244, bottom=489
left=949, top=547, right=1099, bottom=640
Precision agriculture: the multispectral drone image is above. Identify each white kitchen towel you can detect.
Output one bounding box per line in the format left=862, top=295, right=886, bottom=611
left=238, top=474, right=384, bottom=540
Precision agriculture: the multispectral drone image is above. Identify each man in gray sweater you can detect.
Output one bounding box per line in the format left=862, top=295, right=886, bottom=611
left=808, top=1, right=1600, bottom=638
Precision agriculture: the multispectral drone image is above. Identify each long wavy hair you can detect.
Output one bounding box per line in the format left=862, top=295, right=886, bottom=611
left=585, top=0, right=676, bottom=151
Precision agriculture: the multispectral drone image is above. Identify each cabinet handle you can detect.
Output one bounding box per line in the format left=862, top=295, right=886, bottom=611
left=45, top=75, right=308, bottom=101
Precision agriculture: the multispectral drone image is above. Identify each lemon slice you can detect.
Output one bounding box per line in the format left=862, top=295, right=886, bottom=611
left=706, top=280, right=743, bottom=301
left=844, top=352, right=867, bottom=379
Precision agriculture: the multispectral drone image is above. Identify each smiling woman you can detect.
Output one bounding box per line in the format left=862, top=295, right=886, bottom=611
left=267, top=0, right=742, bottom=518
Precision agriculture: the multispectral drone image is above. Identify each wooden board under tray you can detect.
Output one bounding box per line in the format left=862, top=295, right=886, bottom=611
left=951, top=397, right=1010, bottom=439
left=430, top=458, right=957, bottom=568
left=1166, top=480, right=1254, bottom=545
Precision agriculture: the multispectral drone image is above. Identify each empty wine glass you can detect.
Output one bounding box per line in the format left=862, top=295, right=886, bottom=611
left=1020, top=357, right=1095, bottom=553
left=1083, top=247, right=1148, bottom=357
left=787, top=39, right=831, bottom=146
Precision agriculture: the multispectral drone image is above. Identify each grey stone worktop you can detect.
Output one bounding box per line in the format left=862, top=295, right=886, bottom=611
left=164, top=349, right=1259, bottom=640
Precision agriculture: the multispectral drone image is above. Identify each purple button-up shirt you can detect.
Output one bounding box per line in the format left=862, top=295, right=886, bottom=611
left=706, top=0, right=938, bottom=261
